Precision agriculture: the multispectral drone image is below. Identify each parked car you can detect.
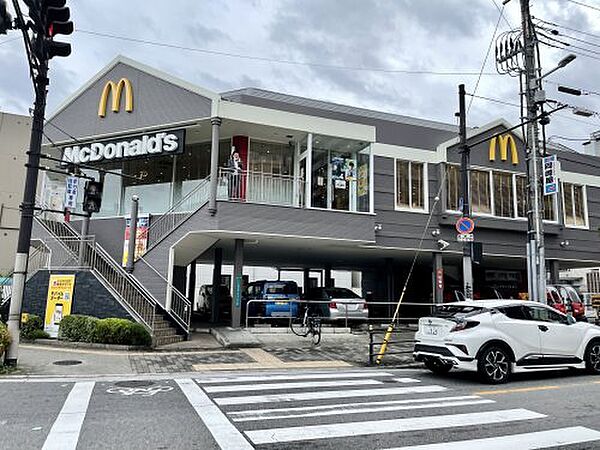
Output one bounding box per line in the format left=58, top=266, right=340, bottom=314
left=195, top=285, right=232, bottom=322
left=553, top=285, right=586, bottom=321
left=305, top=287, right=369, bottom=322
left=546, top=285, right=567, bottom=314
left=414, top=299, right=600, bottom=384
left=243, top=280, right=300, bottom=320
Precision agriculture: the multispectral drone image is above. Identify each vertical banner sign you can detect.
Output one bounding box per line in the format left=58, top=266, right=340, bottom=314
left=122, top=214, right=149, bottom=266
left=64, top=176, right=79, bottom=209
left=44, top=274, right=75, bottom=337
left=234, top=276, right=242, bottom=308
left=543, top=155, right=559, bottom=196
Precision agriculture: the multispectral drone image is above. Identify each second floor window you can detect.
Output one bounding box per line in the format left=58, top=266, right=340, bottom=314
left=563, top=182, right=587, bottom=227
left=493, top=171, right=514, bottom=218
left=516, top=175, right=557, bottom=221
left=396, top=160, right=426, bottom=210
left=471, top=169, right=491, bottom=214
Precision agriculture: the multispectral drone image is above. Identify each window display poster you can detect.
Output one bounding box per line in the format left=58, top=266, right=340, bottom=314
left=358, top=164, right=368, bottom=197
left=331, top=156, right=345, bottom=180
left=122, top=214, right=150, bottom=266
left=344, top=159, right=356, bottom=181
left=44, top=274, right=75, bottom=337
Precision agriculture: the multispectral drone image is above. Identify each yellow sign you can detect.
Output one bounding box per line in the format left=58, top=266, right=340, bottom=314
left=489, top=134, right=519, bottom=165
left=44, top=274, right=75, bottom=337
left=98, top=78, right=133, bottom=118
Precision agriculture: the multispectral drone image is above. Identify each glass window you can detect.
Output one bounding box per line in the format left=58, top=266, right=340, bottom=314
left=501, top=305, right=528, bottom=320
left=563, top=182, right=586, bottom=227
left=516, top=175, right=556, bottom=221
left=173, top=142, right=211, bottom=205
left=311, top=148, right=328, bottom=209
left=471, top=169, right=491, bottom=214
left=396, top=160, right=425, bottom=210
left=122, top=155, right=174, bottom=214
left=493, top=172, right=514, bottom=218
left=525, top=305, right=566, bottom=323
left=357, top=147, right=371, bottom=213
left=446, top=165, right=460, bottom=211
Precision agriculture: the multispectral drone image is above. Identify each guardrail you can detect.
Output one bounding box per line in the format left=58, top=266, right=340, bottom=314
left=368, top=326, right=417, bottom=366
left=244, top=299, right=437, bottom=329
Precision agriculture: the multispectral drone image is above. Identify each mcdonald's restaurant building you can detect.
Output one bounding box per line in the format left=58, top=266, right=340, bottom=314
left=26, top=55, right=600, bottom=340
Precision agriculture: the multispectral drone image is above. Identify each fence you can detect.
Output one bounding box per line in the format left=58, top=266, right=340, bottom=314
left=218, top=168, right=304, bottom=207
left=368, top=326, right=417, bottom=366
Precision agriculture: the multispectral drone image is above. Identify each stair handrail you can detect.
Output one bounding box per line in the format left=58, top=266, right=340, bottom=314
left=0, top=245, right=49, bottom=307
left=146, top=176, right=211, bottom=251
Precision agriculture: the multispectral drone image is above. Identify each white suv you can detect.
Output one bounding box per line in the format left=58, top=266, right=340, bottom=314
left=414, top=300, right=600, bottom=384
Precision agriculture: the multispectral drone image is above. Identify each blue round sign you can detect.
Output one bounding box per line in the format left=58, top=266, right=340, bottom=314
left=456, top=217, right=475, bottom=234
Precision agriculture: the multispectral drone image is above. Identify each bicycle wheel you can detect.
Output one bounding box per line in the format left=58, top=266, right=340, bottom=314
left=310, top=319, right=322, bottom=346
left=290, top=310, right=309, bottom=337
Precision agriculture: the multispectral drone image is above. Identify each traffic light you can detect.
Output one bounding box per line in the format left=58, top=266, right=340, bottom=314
left=0, top=0, right=11, bottom=35
left=25, top=0, right=72, bottom=59
left=83, top=180, right=103, bottom=214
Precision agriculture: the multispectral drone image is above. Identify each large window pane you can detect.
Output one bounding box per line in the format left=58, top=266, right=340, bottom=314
left=357, top=147, right=371, bottom=213
left=516, top=175, right=527, bottom=218
left=446, top=165, right=460, bottom=211
left=493, top=172, right=514, bottom=218
left=564, top=183, right=574, bottom=225
left=411, top=163, right=425, bottom=209
left=573, top=184, right=586, bottom=226
left=122, top=156, right=174, bottom=214
left=471, top=170, right=491, bottom=214
left=311, top=148, right=328, bottom=208
left=543, top=194, right=556, bottom=221
left=396, top=160, right=409, bottom=208
left=173, top=142, right=211, bottom=204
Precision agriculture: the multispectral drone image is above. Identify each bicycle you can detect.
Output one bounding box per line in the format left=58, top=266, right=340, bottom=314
left=290, top=306, right=322, bottom=345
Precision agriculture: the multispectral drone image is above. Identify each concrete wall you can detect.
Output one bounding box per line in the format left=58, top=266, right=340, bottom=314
left=0, top=112, right=31, bottom=275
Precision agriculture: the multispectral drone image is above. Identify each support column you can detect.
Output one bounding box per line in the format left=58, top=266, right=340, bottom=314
left=187, top=259, right=197, bottom=307
left=303, top=268, right=311, bottom=296
left=208, top=117, right=222, bottom=216
left=324, top=265, right=333, bottom=288
left=232, top=239, right=244, bottom=328
left=549, top=259, right=560, bottom=285
left=211, top=248, right=222, bottom=323
left=433, top=252, right=444, bottom=304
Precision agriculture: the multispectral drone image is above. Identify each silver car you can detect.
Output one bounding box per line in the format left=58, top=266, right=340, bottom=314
left=306, top=287, right=369, bottom=321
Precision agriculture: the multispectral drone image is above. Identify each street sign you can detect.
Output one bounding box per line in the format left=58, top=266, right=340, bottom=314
left=64, top=176, right=79, bottom=209
left=456, top=217, right=475, bottom=235
left=543, top=155, right=559, bottom=196
left=457, top=233, right=474, bottom=242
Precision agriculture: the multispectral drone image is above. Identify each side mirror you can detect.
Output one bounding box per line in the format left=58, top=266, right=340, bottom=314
left=566, top=314, right=577, bottom=325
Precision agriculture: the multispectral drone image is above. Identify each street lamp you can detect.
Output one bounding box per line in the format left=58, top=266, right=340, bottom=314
left=529, top=54, right=577, bottom=88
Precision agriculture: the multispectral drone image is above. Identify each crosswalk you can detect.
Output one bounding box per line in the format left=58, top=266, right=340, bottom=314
left=1, top=369, right=600, bottom=449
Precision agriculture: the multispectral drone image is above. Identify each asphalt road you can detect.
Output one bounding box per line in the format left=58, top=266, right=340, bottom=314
left=0, top=366, right=599, bottom=449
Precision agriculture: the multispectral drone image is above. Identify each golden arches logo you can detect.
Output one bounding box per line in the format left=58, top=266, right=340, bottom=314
left=489, top=134, right=519, bottom=165
left=98, top=78, right=133, bottom=118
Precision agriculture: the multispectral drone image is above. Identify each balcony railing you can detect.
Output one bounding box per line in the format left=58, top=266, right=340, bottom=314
left=218, top=168, right=305, bottom=208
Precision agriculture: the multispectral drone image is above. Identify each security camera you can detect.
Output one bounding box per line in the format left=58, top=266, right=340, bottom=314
left=437, top=239, right=450, bottom=251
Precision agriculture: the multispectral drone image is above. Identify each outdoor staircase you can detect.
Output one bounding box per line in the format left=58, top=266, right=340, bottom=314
left=32, top=214, right=186, bottom=347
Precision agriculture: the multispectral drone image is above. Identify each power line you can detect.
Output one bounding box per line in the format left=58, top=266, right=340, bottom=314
left=74, top=28, right=503, bottom=77
left=535, top=17, right=600, bottom=42
left=564, top=0, right=600, bottom=13
left=490, top=0, right=514, bottom=29
left=468, top=4, right=505, bottom=113
left=544, top=79, right=600, bottom=97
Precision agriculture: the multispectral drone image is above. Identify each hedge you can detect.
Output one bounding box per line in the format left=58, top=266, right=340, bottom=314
left=21, top=315, right=49, bottom=341
left=0, top=321, right=10, bottom=356
left=58, top=315, right=151, bottom=347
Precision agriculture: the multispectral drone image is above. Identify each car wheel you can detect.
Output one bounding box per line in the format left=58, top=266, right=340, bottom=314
left=585, top=340, right=600, bottom=374
left=424, top=358, right=453, bottom=375
left=478, top=346, right=511, bottom=384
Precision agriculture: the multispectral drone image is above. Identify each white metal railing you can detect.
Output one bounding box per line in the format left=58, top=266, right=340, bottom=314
left=146, top=176, right=211, bottom=250
left=218, top=168, right=304, bottom=207
left=0, top=245, right=50, bottom=307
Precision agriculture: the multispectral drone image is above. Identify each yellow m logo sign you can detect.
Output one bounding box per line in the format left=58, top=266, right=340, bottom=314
left=98, top=78, right=134, bottom=118
left=489, top=134, right=519, bottom=165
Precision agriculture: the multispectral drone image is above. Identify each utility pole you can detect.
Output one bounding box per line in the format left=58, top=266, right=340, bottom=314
left=519, top=0, right=546, bottom=303
left=4, top=0, right=73, bottom=366
left=458, top=84, right=473, bottom=300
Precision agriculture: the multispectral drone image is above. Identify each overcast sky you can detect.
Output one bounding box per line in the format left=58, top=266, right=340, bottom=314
left=1, top=0, right=599, bottom=150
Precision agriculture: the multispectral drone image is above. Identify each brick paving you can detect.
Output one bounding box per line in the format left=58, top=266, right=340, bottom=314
left=129, top=351, right=254, bottom=373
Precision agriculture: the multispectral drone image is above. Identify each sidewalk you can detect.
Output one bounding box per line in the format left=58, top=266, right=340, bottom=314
left=2, top=328, right=418, bottom=377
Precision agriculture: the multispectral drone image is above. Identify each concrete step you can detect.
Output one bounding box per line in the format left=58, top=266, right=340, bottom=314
left=154, top=334, right=185, bottom=346
left=153, top=328, right=181, bottom=338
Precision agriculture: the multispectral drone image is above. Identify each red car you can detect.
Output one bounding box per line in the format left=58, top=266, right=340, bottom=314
left=546, top=286, right=567, bottom=314
left=555, top=285, right=586, bottom=320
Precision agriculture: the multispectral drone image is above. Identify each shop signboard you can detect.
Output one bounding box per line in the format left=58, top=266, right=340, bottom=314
left=122, top=214, right=150, bottom=266
left=64, top=176, right=79, bottom=209
left=44, top=274, right=75, bottom=337
left=357, top=164, right=368, bottom=197
left=543, top=155, right=559, bottom=196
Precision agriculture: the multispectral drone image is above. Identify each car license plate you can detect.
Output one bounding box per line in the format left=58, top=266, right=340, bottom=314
left=424, top=326, right=439, bottom=336
left=274, top=302, right=287, bottom=306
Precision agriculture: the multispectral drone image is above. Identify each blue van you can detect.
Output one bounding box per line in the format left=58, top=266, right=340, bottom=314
left=244, top=280, right=300, bottom=320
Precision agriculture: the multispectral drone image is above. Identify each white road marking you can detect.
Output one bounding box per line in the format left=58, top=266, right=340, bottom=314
left=204, top=379, right=382, bottom=393
left=228, top=395, right=484, bottom=417
left=393, top=378, right=421, bottom=383
left=231, top=398, right=495, bottom=422
left=195, top=371, right=395, bottom=384
left=41, top=381, right=94, bottom=450
left=215, top=385, right=447, bottom=406
left=385, top=426, right=600, bottom=450
left=245, top=408, right=546, bottom=444
left=175, top=379, right=253, bottom=450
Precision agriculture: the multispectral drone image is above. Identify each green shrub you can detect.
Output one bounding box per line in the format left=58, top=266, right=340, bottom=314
left=0, top=321, right=10, bottom=355
left=127, top=322, right=152, bottom=347
left=26, top=329, right=50, bottom=340
left=58, top=315, right=98, bottom=343
left=20, top=315, right=44, bottom=340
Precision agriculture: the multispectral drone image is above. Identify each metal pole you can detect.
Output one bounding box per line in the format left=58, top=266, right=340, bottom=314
left=78, top=212, right=90, bottom=266
left=232, top=239, right=244, bottom=328
left=458, top=84, right=473, bottom=301
left=208, top=117, right=221, bottom=216
left=4, top=57, right=48, bottom=366
left=520, top=0, right=546, bottom=303
left=125, top=196, right=139, bottom=273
